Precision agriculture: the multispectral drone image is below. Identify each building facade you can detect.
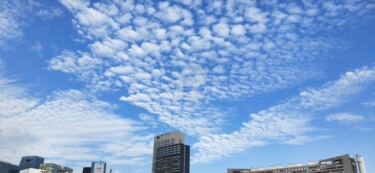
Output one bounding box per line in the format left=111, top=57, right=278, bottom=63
left=90, top=161, right=106, bottom=173
left=19, top=156, right=44, bottom=171
left=0, top=161, right=19, bottom=173
left=82, top=167, right=91, bottom=173
left=228, top=154, right=366, bottom=173
left=20, top=168, right=42, bottom=173
left=152, top=132, right=190, bottom=173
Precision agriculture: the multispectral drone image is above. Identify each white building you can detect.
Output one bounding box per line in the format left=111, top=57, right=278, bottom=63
left=20, top=168, right=42, bottom=173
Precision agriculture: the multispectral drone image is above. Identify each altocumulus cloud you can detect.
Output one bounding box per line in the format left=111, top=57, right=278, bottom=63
left=0, top=0, right=64, bottom=48
left=193, top=66, right=375, bottom=163
left=47, top=0, right=375, bottom=163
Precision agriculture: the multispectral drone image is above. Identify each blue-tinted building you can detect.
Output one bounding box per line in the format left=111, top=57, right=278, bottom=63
left=18, top=156, right=44, bottom=171
left=0, top=161, right=19, bottom=173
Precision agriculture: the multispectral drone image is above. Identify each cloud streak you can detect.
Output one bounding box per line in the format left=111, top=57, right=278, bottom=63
left=325, top=113, right=365, bottom=124
left=0, top=63, right=153, bottom=167
left=193, top=66, right=375, bottom=163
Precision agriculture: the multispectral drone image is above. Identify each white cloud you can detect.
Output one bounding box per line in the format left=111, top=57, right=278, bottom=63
left=325, top=113, right=364, bottom=124
left=117, top=27, right=142, bottom=41
left=0, top=61, right=39, bottom=118
left=283, top=135, right=330, bottom=145
left=59, top=0, right=89, bottom=11
left=90, top=38, right=127, bottom=57
left=0, top=1, right=24, bottom=48
left=48, top=50, right=103, bottom=83
left=156, top=3, right=182, bottom=23
left=193, top=66, right=375, bottom=163
left=245, top=6, right=268, bottom=23
left=133, top=16, right=148, bottom=27
left=299, top=67, right=375, bottom=110
left=78, top=8, right=106, bottom=26
left=139, top=113, right=158, bottom=128
left=35, top=7, right=63, bottom=20
left=49, top=0, right=375, bottom=164
left=0, top=72, right=153, bottom=167
left=231, top=24, right=246, bottom=36
left=212, top=22, right=230, bottom=38
left=29, top=42, right=43, bottom=55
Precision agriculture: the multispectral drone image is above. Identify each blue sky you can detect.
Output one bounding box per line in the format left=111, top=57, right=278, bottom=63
left=0, top=0, right=375, bottom=173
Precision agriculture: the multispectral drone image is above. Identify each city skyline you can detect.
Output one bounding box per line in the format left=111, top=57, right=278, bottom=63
left=0, top=0, right=375, bottom=173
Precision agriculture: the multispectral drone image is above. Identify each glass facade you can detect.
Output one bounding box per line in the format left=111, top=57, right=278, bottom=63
left=19, top=156, right=44, bottom=171
left=0, top=161, right=19, bottom=173
left=82, top=167, right=91, bottom=173
left=154, top=144, right=190, bottom=173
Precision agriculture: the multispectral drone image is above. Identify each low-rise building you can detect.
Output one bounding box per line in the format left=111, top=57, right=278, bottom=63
left=228, top=154, right=366, bottom=173
left=20, top=168, right=42, bottom=173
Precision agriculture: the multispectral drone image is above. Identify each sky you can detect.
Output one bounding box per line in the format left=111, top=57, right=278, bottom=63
left=0, top=0, right=375, bottom=173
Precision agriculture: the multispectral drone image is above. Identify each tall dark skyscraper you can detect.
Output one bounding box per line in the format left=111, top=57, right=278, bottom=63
left=83, top=167, right=91, bottom=173
left=18, top=156, right=44, bottom=171
left=152, top=132, right=190, bottom=173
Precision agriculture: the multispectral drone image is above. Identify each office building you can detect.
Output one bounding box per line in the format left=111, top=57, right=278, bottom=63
left=152, top=132, right=190, bottom=173
left=82, top=167, right=91, bottom=173
left=0, top=161, right=19, bottom=173
left=90, top=161, right=106, bottom=173
left=19, top=156, right=44, bottom=171
left=228, top=154, right=367, bottom=173
left=39, top=163, right=73, bottom=173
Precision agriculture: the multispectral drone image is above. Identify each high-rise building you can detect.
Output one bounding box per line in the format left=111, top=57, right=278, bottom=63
left=152, top=132, right=190, bottom=173
left=0, top=161, right=19, bottom=173
left=228, top=154, right=367, bottom=173
left=19, top=156, right=44, bottom=171
left=90, top=161, right=106, bottom=173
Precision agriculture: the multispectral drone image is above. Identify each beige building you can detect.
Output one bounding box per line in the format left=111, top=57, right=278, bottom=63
left=228, top=154, right=366, bottom=173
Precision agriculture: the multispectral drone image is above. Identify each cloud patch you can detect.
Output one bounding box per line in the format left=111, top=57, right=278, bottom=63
left=325, top=113, right=365, bottom=124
